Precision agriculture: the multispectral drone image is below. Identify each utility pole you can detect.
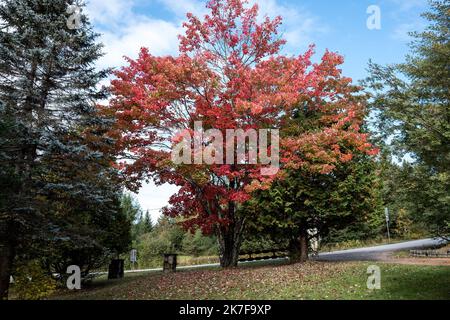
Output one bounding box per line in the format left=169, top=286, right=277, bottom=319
left=385, top=207, right=391, bottom=243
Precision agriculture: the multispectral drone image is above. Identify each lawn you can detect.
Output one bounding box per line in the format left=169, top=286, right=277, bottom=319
left=51, top=261, right=450, bottom=300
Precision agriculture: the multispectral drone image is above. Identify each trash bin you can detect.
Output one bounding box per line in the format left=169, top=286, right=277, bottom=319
left=108, top=259, right=124, bottom=279
left=163, top=254, right=177, bottom=272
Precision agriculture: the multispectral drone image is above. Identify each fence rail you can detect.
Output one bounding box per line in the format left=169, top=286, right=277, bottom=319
left=238, top=248, right=289, bottom=262
left=410, top=249, right=450, bottom=258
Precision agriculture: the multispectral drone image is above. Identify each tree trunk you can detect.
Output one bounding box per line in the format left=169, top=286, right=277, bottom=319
left=217, top=215, right=245, bottom=268
left=288, top=229, right=309, bottom=263
left=0, top=242, right=15, bottom=300
left=299, top=230, right=308, bottom=262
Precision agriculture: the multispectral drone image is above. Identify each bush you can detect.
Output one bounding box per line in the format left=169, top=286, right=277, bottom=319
left=133, top=220, right=218, bottom=268
left=392, top=209, right=414, bottom=238
left=12, top=260, right=57, bottom=300
left=136, top=232, right=171, bottom=268
left=181, top=229, right=218, bottom=257
left=241, top=237, right=282, bottom=253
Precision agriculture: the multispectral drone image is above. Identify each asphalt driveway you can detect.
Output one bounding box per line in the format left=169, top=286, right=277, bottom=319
left=315, top=238, right=448, bottom=261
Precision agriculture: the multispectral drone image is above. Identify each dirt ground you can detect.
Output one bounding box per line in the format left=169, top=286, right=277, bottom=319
left=385, top=255, right=450, bottom=266
left=384, top=244, right=450, bottom=266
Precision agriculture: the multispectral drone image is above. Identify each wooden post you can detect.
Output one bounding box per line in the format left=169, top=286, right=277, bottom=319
left=108, top=259, right=124, bottom=279
left=163, top=254, right=177, bottom=273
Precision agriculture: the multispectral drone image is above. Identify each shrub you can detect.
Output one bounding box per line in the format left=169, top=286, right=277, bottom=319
left=12, top=260, right=57, bottom=300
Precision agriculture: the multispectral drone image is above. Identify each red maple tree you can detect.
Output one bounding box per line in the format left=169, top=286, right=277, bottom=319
left=106, top=0, right=378, bottom=267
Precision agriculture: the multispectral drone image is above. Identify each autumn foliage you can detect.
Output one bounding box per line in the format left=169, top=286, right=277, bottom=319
left=107, top=0, right=378, bottom=267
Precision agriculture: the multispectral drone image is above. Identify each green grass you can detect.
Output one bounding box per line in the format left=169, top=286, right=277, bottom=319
left=177, top=255, right=219, bottom=266
left=49, top=261, right=450, bottom=300
left=391, top=250, right=412, bottom=258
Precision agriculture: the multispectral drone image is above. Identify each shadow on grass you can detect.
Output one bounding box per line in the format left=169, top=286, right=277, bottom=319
left=51, top=258, right=291, bottom=299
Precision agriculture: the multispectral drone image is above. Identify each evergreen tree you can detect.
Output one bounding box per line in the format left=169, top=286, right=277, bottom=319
left=120, top=194, right=143, bottom=224
left=120, top=194, right=145, bottom=244
left=245, top=154, right=383, bottom=262
left=364, top=0, right=449, bottom=239
left=38, top=122, right=132, bottom=281
left=0, top=0, right=109, bottom=298
left=142, top=211, right=154, bottom=234
left=181, top=229, right=218, bottom=257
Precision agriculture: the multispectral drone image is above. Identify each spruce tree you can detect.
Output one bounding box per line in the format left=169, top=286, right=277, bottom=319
left=244, top=154, right=383, bottom=262
left=0, top=0, right=109, bottom=298
left=143, top=211, right=154, bottom=234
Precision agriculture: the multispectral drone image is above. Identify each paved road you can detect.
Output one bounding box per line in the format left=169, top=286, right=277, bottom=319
left=315, top=237, right=448, bottom=261
left=118, top=238, right=447, bottom=275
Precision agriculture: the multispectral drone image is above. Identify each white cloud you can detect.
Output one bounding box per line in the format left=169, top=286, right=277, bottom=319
left=135, top=182, right=180, bottom=223
left=388, top=0, right=427, bottom=42
left=88, top=0, right=325, bottom=71
left=249, top=0, right=327, bottom=51
left=155, top=0, right=326, bottom=52
left=97, top=18, right=182, bottom=70
left=86, top=1, right=183, bottom=70
left=85, top=1, right=184, bottom=217
left=85, top=0, right=134, bottom=26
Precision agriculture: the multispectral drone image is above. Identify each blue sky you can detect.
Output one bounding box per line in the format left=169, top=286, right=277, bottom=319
left=83, top=0, right=430, bottom=221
